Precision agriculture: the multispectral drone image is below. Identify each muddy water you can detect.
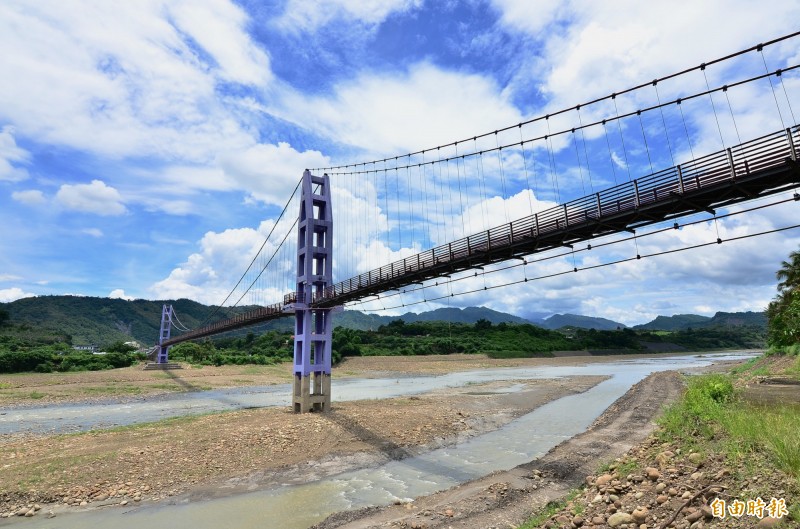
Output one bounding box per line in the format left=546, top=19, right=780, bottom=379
left=5, top=352, right=753, bottom=529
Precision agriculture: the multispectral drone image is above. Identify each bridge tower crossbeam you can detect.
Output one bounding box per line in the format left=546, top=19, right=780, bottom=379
left=292, top=170, right=338, bottom=413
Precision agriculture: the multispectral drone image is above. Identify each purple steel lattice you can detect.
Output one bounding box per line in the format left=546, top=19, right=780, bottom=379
left=292, top=170, right=336, bottom=412
left=157, top=304, right=173, bottom=364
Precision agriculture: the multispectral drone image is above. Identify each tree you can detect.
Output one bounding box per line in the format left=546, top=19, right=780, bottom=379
left=768, top=247, right=800, bottom=347
left=777, top=249, right=800, bottom=294
left=0, top=308, right=9, bottom=327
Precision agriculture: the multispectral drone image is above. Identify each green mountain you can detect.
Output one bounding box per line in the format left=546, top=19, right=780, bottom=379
left=1, top=294, right=768, bottom=348
left=633, top=314, right=712, bottom=331
left=633, top=311, right=766, bottom=331
left=0, top=296, right=254, bottom=347
left=0, top=296, right=532, bottom=346
left=541, top=313, right=626, bottom=331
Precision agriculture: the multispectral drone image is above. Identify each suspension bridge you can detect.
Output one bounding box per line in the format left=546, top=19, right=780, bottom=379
left=152, top=34, right=800, bottom=412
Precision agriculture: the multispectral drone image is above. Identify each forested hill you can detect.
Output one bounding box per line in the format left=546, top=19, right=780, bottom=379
left=0, top=296, right=251, bottom=347
left=633, top=311, right=767, bottom=331
left=0, top=295, right=767, bottom=348
left=0, top=296, right=533, bottom=346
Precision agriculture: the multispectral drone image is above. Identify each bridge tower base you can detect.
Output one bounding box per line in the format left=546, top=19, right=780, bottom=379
left=292, top=170, right=336, bottom=413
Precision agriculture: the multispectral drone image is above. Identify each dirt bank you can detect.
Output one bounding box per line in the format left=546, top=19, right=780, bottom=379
left=311, top=370, right=685, bottom=529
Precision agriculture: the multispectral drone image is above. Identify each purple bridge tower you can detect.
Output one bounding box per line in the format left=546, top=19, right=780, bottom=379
left=291, top=170, right=338, bottom=412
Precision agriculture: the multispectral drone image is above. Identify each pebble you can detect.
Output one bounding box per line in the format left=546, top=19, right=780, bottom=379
left=688, top=453, right=704, bottom=465
left=596, top=474, right=613, bottom=488
left=632, top=507, right=648, bottom=523
left=655, top=482, right=667, bottom=492
left=607, top=512, right=633, bottom=527
left=756, top=517, right=783, bottom=528
left=645, top=467, right=660, bottom=481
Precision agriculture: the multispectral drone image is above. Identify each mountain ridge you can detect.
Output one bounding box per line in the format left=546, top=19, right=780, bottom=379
left=0, top=295, right=766, bottom=346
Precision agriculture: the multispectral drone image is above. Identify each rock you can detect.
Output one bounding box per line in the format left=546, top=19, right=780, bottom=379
left=79, top=501, right=88, bottom=506
left=607, top=512, right=633, bottom=527
left=714, top=468, right=731, bottom=479
left=690, top=472, right=703, bottom=481
left=609, top=494, right=620, bottom=502
left=756, top=518, right=783, bottom=528
left=596, top=474, right=614, bottom=488
left=655, top=482, right=667, bottom=492
left=686, top=510, right=703, bottom=522
left=120, top=500, right=128, bottom=506
left=645, top=467, right=661, bottom=481
left=668, top=487, right=678, bottom=496
left=700, top=506, right=713, bottom=519
left=592, top=516, right=606, bottom=525
left=24, top=509, right=35, bottom=517
left=556, top=515, right=570, bottom=524
left=573, top=515, right=584, bottom=527
left=593, top=494, right=603, bottom=503
left=444, top=509, right=454, bottom=517
left=656, top=495, right=669, bottom=504
left=631, top=507, right=648, bottom=523
left=47, top=511, right=56, bottom=519
left=95, top=494, right=108, bottom=501
left=635, top=492, right=644, bottom=499
left=688, top=453, right=704, bottom=465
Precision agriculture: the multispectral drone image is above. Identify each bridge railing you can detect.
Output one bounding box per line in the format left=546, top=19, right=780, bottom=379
left=316, top=126, right=798, bottom=306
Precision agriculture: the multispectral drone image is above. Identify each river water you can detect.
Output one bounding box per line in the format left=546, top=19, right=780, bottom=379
left=3, top=352, right=753, bottom=529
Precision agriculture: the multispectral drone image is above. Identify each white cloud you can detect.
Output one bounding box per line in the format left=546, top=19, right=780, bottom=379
left=0, top=126, right=30, bottom=182
left=0, top=274, right=22, bottom=282
left=56, top=180, right=126, bottom=216
left=168, top=1, right=271, bottom=86
left=82, top=228, right=104, bottom=238
left=275, top=62, right=522, bottom=155
left=11, top=189, right=44, bottom=205
left=494, top=0, right=800, bottom=106
left=109, top=288, right=134, bottom=300
left=0, top=287, right=34, bottom=302
left=151, top=219, right=296, bottom=304
left=218, top=142, right=330, bottom=206
left=275, top=0, right=422, bottom=32
left=0, top=1, right=268, bottom=161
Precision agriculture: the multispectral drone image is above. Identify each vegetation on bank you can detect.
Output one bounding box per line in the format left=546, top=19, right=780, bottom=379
left=767, top=247, right=800, bottom=352
left=0, top=309, right=766, bottom=373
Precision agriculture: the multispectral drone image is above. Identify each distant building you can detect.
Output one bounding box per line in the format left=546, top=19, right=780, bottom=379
left=72, top=344, right=97, bottom=353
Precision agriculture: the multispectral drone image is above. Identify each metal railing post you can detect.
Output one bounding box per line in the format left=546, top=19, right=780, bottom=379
left=726, top=148, right=736, bottom=179
left=677, top=165, right=685, bottom=194
left=788, top=128, right=798, bottom=161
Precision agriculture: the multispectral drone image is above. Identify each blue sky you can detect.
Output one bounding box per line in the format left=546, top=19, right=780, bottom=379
left=1, top=0, right=799, bottom=325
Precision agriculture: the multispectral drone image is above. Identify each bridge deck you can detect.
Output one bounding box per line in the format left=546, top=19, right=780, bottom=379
left=163, top=127, right=799, bottom=346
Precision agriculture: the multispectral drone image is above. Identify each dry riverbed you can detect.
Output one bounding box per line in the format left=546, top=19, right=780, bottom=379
left=0, top=354, right=618, bottom=518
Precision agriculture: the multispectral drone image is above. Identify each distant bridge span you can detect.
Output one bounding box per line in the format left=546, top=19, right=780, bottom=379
left=161, top=126, right=799, bottom=348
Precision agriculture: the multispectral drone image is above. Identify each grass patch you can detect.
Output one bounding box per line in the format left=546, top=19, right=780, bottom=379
left=0, top=382, right=12, bottom=389
left=659, top=373, right=800, bottom=485
left=519, top=489, right=581, bottom=529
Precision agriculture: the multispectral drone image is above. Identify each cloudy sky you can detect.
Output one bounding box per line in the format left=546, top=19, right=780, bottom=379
left=1, top=0, right=799, bottom=325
